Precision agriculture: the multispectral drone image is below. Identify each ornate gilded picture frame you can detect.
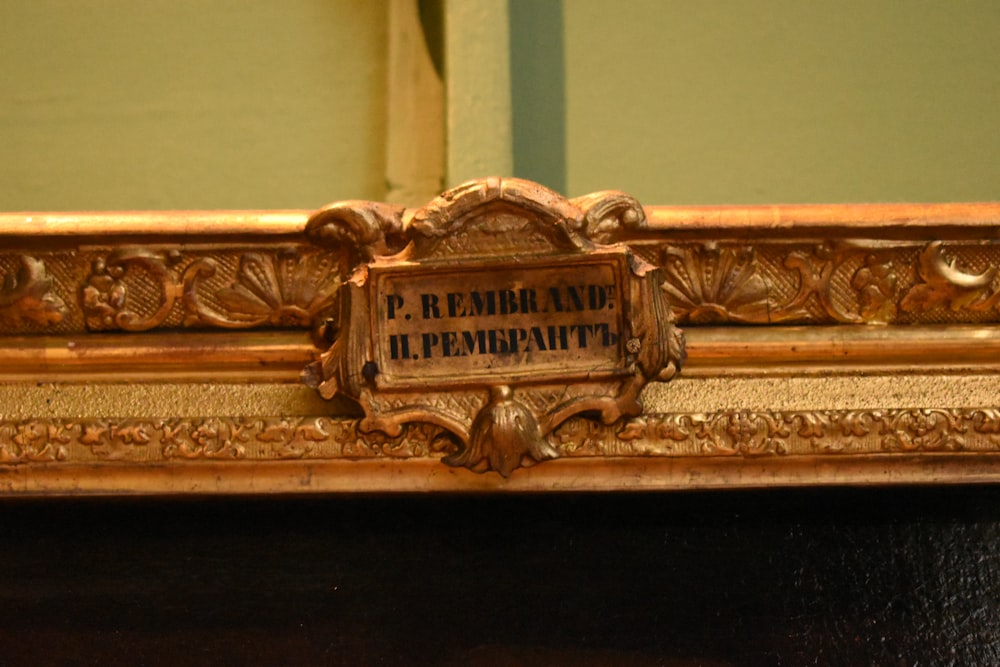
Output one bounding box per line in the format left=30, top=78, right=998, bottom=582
left=2, top=177, right=999, bottom=494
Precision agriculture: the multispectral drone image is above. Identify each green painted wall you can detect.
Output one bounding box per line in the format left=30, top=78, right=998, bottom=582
left=444, top=0, right=512, bottom=187
left=510, top=0, right=564, bottom=194
left=1, top=1, right=387, bottom=211
left=561, top=0, right=1000, bottom=204
left=8, top=1, right=998, bottom=210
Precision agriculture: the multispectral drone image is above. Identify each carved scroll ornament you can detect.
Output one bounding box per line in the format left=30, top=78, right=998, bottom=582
left=0, top=256, right=67, bottom=327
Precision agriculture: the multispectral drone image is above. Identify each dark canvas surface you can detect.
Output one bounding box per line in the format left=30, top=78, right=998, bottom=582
left=1, top=487, right=998, bottom=665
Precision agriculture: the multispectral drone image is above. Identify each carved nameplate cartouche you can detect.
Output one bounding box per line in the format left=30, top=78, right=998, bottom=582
left=303, top=178, right=684, bottom=476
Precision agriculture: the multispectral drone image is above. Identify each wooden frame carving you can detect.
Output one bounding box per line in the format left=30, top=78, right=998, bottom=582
left=2, top=178, right=1000, bottom=494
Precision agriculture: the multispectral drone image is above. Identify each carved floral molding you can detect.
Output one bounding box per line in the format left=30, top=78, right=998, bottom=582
left=2, top=239, right=1000, bottom=336
left=644, top=239, right=1000, bottom=326
left=2, top=408, right=998, bottom=467
left=0, top=247, right=340, bottom=336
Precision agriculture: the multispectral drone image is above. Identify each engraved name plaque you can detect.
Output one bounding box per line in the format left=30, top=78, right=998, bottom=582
left=373, top=259, right=625, bottom=386
left=304, top=178, right=684, bottom=476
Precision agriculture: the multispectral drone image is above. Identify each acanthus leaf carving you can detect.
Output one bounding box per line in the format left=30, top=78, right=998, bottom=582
left=0, top=256, right=67, bottom=327
left=694, top=410, right=790, bottom=455
left=256, top=417, right=337, bottom=459
left=771, top=243, right=865, bottom=324
left=305, top=200, right=408, bottom=261
left=0, top=421, right=69, bottom=463
left=78, top=420, right=154, bottom=460
left=443, top=386, right=558, bottom=477
left=786, top=411, right=832, bottom=446
left=570, top=190, right=647, bottom=244
left=851, top=253, right=899, bottom=323
left=82, top=250, right=179, bottom=331
left=81, top=248, right=343, bottom=335
left=342, top=422, right=456, bottom=459
left=969, top=408, right=1000, bottom=435
left=879, top=408, right=966, bottom=452
left=901, top=241, right=1000, bottom=314
left=1, top=409, right=1000, bottom=468
left=161, top=418, right=248, bottom=460
left=656, top=241, right=910, bottom=325
left=832, top=410, right=880, bottom=438
left=6, top=232, right=1000, bottom=336
left=551, top=408, right=993, bottom=459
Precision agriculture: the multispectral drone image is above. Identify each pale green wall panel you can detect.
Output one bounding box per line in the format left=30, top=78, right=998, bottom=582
left=564, top=0, right=1000, bottom=204
left=1, top=1, right=388, bottom=211
left=510, top=0, right=565, bottom=194
left=444, top=0, right=512, bottom=187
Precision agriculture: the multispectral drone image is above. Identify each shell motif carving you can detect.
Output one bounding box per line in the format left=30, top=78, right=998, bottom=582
left=186, top=251, right=340, bottom=329
left=660, top=243, right=770, bottom=324
left=81, top=249, right=341, bottom=334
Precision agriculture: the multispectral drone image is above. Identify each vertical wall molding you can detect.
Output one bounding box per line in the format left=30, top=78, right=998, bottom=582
left=443, top=0, right=513, bottom=186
